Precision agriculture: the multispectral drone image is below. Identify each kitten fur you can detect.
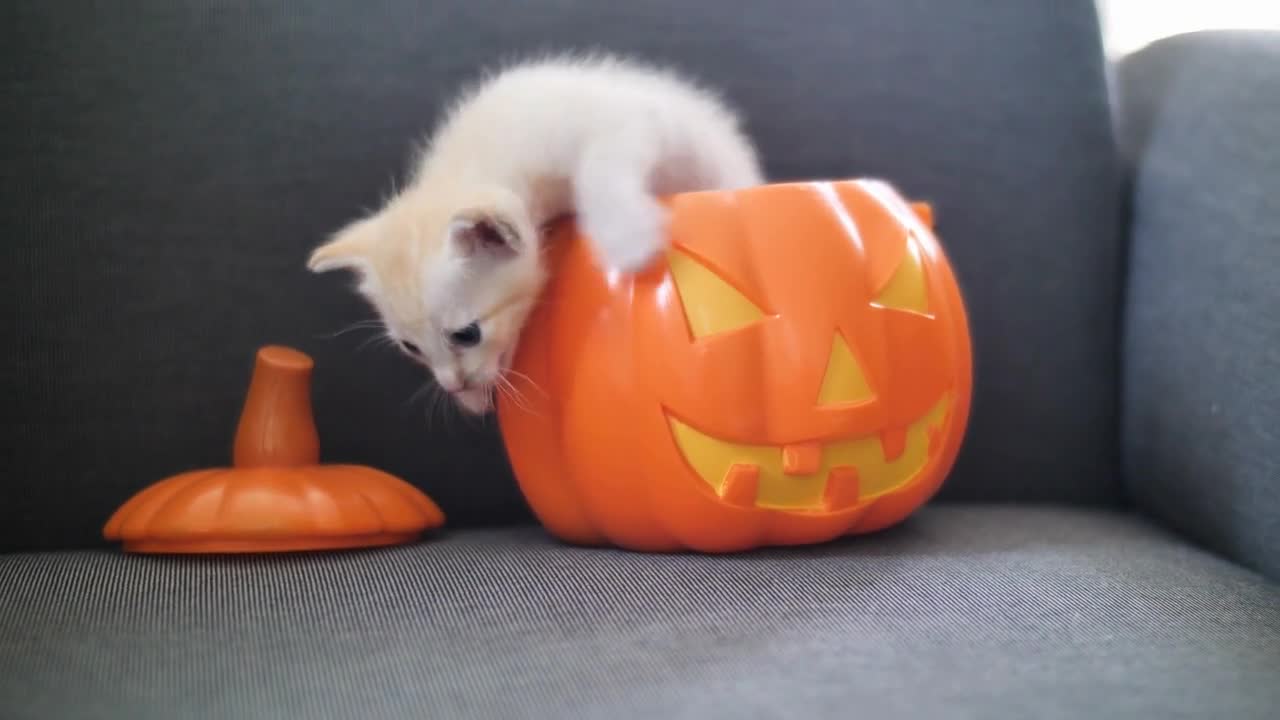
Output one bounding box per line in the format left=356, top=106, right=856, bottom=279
left=307, top=53, right=764, bottom=414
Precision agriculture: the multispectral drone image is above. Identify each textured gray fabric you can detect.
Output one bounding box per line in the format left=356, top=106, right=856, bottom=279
left=3, top=1, right=1123, bottom=550
left=1, top=506, right=1277, bottom=720
left=1117, top=31, right=1280, bottom=580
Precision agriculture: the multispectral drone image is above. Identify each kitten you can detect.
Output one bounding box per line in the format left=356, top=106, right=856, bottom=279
left=307, top=53, right=764, bottom=414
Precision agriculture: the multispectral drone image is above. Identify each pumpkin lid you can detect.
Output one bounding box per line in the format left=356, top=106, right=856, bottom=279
left=103, top=346, right=445, bottom=554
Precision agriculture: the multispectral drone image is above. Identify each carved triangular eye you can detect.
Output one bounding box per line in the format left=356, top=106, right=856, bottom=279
left=817, top=332, right=875, bottom=406
left=668, top=248, right=767, bottom=339
left=871, top=235, right=929, bottom=315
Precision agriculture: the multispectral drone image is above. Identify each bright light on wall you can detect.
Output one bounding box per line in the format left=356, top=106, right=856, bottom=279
left=1097, top=0, right=1280, bottom=56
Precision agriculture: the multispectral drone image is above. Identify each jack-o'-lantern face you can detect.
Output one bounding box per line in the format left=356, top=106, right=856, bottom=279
left=498, top=180, right=971, bottom=553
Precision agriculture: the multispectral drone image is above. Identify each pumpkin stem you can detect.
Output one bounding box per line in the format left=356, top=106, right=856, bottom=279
left=910, top=202, right=934, bottom=229
left=233, top=346, right=321, bottom=468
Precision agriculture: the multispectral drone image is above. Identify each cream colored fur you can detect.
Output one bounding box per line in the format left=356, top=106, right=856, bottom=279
left=307, top=53, right=763, bottom=414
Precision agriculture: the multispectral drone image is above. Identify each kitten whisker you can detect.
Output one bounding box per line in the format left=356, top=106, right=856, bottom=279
left=356, top=332, right=398, bottom=354
left=427, top=384, right=457, bottom=436
left=501, top=368, right=549, bottom=399
left=406, top=381, right=439, bottom=433
left=498, top=374, right=534, bottom=411
left=407, top=382, right=435, bottom=408
left=315, top=319, right=386, bottom=341
left=493, top=376, right=526, bottom=413
left=495, top=374, right=541, bottom=417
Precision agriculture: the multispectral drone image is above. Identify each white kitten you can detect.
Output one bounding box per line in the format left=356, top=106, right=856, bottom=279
left=307, top=53, right=764, bottom=414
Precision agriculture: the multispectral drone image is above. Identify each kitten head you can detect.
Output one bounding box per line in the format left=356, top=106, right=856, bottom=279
left=307, top=185, right=545, bottom=414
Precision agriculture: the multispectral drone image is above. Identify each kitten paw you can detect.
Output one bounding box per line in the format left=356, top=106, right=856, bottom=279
left=585, top=201, right=669, bottom=272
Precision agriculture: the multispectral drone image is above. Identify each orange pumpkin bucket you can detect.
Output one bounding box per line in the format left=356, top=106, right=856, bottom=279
left=104, top=346, right=444, bottom=553
left=497, top=179, right=972, bottom=553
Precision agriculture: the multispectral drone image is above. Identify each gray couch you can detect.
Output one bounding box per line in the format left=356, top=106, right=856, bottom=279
left=3, top=2, right=1278, bottom=718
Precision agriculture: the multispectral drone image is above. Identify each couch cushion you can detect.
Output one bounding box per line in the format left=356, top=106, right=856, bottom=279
left=1, top=0, right=1123, bottom=550
left=1116, top=31, right=1280, bottom=581
left=1, top=506, right=1275, bottom=719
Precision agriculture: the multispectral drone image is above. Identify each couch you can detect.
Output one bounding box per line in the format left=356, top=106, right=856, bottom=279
left=3, top=2, right=1277, bottom=717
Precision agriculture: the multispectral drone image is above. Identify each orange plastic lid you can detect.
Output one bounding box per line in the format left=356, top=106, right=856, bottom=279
left=103, top=346, right=444, bottom=553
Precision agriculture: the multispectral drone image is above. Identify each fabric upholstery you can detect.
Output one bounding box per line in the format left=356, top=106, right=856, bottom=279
left=2, top=0, right=1122, bottom=550
left=1, top=506, right=1276, bottom=719
left=1116, top=31, right=1280, bottom=580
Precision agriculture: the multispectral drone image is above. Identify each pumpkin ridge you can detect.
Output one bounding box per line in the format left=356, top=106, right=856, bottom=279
left=212, top=468, right=237, bottom=528
left=356, top=481, right=409, bottom=531
left=815, top=181, right=867, bottom=256
left=385, top=477, right=444, bottom=527
left=833, top=181, right=907, bottom=294
left=859, top=179, right=931, bottom=235
left=156, top=468, right=234, bottom=536
left=300, top=472, right=346, bottom=534
left=289, top=472, right=324, bottom=533
left=120, top=470, right=217, bottom=538
left=104, top=470, right=188, bottom=538
left=352, top=483, right=392, bottom=534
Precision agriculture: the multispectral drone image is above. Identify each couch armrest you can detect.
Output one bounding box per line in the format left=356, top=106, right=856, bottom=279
left=1117, top=30, right=1280, bottom=579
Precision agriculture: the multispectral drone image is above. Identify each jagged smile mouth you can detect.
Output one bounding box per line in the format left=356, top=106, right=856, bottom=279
left=666, top=397, right=951, bottom=511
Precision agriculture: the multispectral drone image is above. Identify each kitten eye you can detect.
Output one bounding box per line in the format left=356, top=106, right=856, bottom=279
left=400, top=340, right=421, bottom=355
left=448, top=322, right=482, bottom=348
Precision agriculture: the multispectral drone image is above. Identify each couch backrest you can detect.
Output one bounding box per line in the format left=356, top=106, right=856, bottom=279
left=2, top=0, right=1122, bottom=550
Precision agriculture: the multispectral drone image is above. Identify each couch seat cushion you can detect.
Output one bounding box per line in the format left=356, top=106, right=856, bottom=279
left=1, top=506, right=1276, bottom=719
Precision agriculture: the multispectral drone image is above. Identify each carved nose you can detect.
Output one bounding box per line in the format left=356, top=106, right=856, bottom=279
left=782, top=442, right=822, bottom=475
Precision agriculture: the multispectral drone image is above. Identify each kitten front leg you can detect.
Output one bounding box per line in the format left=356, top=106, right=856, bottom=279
left=573, top=124, right=669, bottom=272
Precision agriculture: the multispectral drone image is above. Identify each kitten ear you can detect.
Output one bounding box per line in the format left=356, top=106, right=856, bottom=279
left=307, top=215, right=379, bottom=275
left=448, top=212, right=521, bottom=259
